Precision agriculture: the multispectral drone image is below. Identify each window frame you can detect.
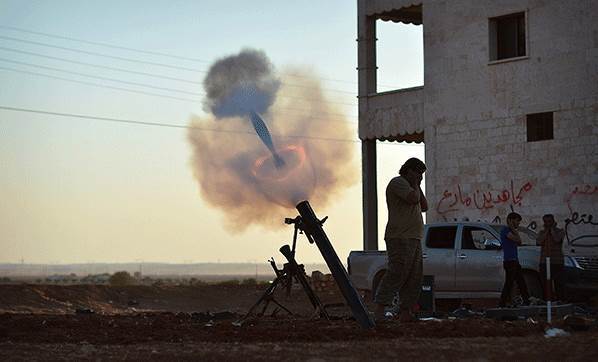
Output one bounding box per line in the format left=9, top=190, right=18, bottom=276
left=488, top=10, right=529, bottom=64
left=526, top=111, right=554, bottom=142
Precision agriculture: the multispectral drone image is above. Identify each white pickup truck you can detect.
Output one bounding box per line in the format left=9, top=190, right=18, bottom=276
left=348, top=222, right=595, bottom=300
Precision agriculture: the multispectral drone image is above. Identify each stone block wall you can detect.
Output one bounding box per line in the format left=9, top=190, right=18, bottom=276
left=421, top=0, right=598, bottom=249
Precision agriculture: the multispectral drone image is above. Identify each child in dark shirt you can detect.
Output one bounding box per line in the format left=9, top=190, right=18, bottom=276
left=499, top=212, right=530, bottom=307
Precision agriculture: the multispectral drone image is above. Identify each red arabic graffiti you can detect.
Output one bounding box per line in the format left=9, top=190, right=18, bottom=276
left=565, top=184, right=598, bottom=213
left=436, top=180, right=533, bottom=216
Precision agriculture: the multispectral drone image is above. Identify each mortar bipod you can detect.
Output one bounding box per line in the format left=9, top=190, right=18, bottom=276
left=233, top=216, right=330, bottom=326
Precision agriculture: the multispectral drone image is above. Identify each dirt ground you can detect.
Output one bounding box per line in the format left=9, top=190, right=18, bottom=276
left=1, top=284, right=597, bottom=361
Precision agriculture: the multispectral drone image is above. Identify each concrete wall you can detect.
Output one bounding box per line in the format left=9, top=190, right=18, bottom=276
left=422, top=0, right=598, bottom=249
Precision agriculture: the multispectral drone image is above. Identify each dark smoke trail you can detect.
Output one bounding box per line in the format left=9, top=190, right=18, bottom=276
left=202, top=48, right=284, bottom=166
left=248, top=111, right=285, bottom=168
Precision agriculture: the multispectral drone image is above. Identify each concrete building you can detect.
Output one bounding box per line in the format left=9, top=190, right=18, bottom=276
left=358, top=0, right=598, bottom=252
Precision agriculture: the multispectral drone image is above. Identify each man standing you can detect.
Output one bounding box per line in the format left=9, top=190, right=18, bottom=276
left=499, top=212, right=530, bottom=307
left=536, top=214, right=566, bottom=301
left=374, top=158, right=428, bottom=322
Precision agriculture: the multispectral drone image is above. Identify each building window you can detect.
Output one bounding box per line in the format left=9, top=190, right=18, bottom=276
left=489, top=12, right=526, bottom=61
left=527, top=112, right=554, bottom=142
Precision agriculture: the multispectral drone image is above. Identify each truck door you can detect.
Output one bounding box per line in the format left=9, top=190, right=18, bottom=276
left=455, top=225, right=504, bottom=292
left=423, top=225, right=457, bottom=291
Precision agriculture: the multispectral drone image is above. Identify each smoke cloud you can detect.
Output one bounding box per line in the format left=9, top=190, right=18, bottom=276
left=203, top=49, right=280, bottom=118
left=187, top=48, right=357, bottom=231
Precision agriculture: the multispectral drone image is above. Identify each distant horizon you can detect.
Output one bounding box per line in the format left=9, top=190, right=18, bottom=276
left=0, top=261, right=332, bottom=277
left=0, top=261, right=330, bottom=266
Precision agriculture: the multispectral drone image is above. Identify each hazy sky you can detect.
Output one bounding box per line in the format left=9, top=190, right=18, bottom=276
left=0, top=1, right=424, bottom=264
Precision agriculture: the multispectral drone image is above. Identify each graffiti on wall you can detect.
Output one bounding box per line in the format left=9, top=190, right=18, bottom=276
left=565, top=184, right=598, bottom=212
left=435, top=180, right=533, bottom=217
left=564, top=184, right=598, bottom=247
left=435, top=182, right=597, bottom=247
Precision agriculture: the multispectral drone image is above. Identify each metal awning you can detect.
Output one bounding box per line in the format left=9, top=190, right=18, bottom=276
left=365, top=1, right=423, bottom=25
left=358, top=86, right=424, bottom=142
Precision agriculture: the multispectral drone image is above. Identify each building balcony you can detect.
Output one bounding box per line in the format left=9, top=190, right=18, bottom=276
left=358, top=86, right=424, bottom=142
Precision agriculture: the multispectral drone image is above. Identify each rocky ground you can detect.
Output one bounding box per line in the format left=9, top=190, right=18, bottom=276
left=0, top=284, right=597, bottom=360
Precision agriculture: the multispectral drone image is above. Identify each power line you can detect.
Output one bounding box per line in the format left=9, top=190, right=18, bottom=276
left=0, top=35, right=204, bottom=73
left=0, top=105, right=359, bottom=143
left=0, top=46, right=357, bottom=106
left=0, top=57, right=202, bottom=96
left=0, top=25, right=212, bottom=64
left=0, top=46, right=202, bottom=84
left=0, top=63, right=359, bottom=122
left=0, top=105, right=244, bottom=132
left=0, top=34, right=360, bottom=95
left=0, top=66, right=199, bottom=102
left=0, top=26, right=377, bottom=89
left=0, top=105, right=424, bottom=147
